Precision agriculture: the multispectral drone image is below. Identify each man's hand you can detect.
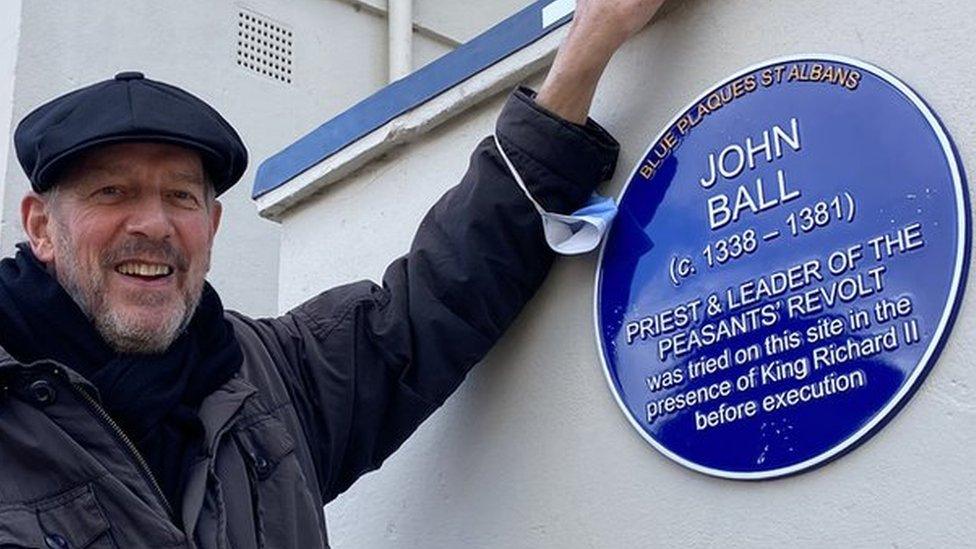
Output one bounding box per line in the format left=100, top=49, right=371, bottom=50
left=536, top=0, right=667, bottom=124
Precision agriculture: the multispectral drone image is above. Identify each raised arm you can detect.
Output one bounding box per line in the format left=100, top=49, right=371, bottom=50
left=247, top=0, right=665, bottom=503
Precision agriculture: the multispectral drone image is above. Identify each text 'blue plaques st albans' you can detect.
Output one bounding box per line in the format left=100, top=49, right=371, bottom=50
left=595, top=55, right=970, bottom=479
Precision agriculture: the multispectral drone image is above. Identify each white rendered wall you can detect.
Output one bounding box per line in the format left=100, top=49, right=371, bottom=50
left=350, top=0, right=538, bottom=43
left=414, top=0, right=538, bottom=43
left=0, top=0, right=22, bottom=220
left=276, top=1, right=976, bottom=547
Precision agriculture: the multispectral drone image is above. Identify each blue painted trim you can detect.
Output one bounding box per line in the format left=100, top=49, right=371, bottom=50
left=252, top=0, right=573, bottom=199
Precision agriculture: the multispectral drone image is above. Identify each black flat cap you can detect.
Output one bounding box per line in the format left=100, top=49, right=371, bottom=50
left=14, top=71, right=248, bottom=196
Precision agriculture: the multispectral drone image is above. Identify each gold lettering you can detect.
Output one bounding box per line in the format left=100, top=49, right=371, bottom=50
left=662, top=130, right=678, bottom=149
left=731, top=79, right=744, bottom=98
left=821, top=65, right=834, bottom=83
left=706, top=92, right=723, bottom=111
left=774, top=65, right=786, bottom=83
left=719, top=86, right=733, bottom=103
left=677, top=116, right=691, bottom=135
left=788, top=63, right=803, bottom=82
left=744, top=75, right=758, bottom=93
left=833, top=66, right=849, bottom=86
left=809, top=63, right=823, bottom=82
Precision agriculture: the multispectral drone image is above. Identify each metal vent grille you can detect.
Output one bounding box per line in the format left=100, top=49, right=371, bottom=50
left=237, top=9, right=293, bottom=84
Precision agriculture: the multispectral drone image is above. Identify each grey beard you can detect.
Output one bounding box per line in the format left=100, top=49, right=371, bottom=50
left=56, top=260, right=200, bottom=355
left=92, top=291, right=198, bottom=354
left=51, top=231, right=201, bottom=355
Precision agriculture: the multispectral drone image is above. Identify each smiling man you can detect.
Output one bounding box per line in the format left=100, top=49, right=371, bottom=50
left=24, top=142, right=221, bottom=354
left=0, top=1, right=664, bottom=547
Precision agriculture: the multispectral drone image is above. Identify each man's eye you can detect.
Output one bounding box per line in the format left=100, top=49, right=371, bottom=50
left=94, top=186, right=122, bottom=197
left=171, top=190, right=200, bottom=205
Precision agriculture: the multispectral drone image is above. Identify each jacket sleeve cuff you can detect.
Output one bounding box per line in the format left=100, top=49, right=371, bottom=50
left=495, top=86, right=620, bottom=215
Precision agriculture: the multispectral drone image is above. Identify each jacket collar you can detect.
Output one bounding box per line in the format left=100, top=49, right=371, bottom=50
left=0, top=344, right=102, bottom=398
left=0, top=345, right=17, bottom=369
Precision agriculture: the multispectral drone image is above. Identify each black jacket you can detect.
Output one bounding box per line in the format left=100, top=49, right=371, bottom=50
left=0, top=88, right=619, bottom=548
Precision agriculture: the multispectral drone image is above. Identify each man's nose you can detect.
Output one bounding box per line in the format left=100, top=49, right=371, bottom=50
left=125, top=196, right=176, bottom=239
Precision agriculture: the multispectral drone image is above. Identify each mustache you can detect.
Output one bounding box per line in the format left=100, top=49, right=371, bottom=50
left=99, top=238, right=189, bottom=272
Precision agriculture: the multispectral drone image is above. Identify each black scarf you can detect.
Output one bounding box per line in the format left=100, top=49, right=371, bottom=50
left=0, top=245, right=242, bottom=521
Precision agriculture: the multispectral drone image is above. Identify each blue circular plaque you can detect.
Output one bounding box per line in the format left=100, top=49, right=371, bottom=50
left=595, top=55, right=969, bottom=479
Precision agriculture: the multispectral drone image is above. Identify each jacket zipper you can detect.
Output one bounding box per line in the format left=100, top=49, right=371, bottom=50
left=70, top=382, right=175, bottom=520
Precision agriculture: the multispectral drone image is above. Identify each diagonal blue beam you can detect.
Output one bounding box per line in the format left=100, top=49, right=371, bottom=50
left=252, top=0, right=573, bottom=199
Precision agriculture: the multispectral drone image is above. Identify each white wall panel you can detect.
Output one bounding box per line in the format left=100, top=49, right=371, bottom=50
left=277, top=1, right=976, bottom=546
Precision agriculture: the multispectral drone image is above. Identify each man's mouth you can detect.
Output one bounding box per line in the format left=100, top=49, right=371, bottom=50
left=114, top=261, right=174, bottom=280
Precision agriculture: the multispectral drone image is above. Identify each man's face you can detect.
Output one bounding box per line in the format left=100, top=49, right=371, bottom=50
left=24, top=142, right=222, bottom=354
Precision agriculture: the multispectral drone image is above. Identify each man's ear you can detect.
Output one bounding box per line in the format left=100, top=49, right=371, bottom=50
left=209, top=199, right=223, bottom=238
left=21, top=193, right=56, bottom=262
